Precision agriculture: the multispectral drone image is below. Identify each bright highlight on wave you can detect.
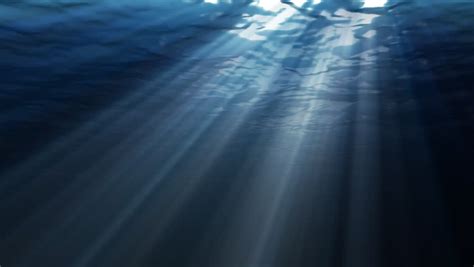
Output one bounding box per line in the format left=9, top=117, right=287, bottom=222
left=253, top=0, right=281, bottom=11
left=362, top=0, right=387, bottom=8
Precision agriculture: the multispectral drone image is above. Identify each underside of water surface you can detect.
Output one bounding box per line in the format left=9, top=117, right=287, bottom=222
left=0, top=1, right=473, bottom=267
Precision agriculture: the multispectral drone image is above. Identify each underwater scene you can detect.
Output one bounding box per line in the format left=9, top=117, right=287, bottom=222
left=0, top=0, right=473, bottom=266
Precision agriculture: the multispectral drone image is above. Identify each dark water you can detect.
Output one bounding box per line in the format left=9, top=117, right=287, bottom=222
left=1, top=1, right=473, bottom=266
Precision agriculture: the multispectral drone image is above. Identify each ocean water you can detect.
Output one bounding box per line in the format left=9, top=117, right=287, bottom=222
left=0, top=1, right=473, bottom=266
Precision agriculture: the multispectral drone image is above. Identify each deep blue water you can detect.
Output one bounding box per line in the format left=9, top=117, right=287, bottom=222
left=1, top=1, right=473, bottom=266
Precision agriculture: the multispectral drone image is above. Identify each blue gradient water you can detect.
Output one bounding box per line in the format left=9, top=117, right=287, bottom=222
left=0, top=1, right=473, bottom=266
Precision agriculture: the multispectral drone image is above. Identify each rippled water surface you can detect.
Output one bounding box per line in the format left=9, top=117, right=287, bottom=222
left=1, top=1, right=473, bottom=266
